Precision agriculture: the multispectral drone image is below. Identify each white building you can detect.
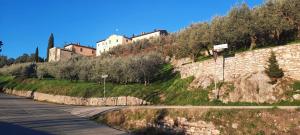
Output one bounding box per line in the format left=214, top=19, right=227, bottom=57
left=96, top=29, right=168, bottom=56
left=96, top=34, right=131, bottom=56
left=131, top=30, right=168, bottom=42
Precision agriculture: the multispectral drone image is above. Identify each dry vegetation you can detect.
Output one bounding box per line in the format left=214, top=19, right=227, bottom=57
left=95, top=108, right=300, bottom=135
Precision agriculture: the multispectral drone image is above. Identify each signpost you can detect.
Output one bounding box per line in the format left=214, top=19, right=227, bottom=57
left=213, top=44, right=228, bottom=51
left=213, top=44, right=228, bottom=99
left=101, top=74, right=108, bottom=99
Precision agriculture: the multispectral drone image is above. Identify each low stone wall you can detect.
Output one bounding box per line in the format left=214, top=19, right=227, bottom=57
left=3, top=89, right=149, bottom=106
left=159, top=117, right=220, bottom=135
left=175, top=44, right=300, bottom=82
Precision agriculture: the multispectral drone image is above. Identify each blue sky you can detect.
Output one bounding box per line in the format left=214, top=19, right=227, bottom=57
left=0, top=0, right=263, bottom=58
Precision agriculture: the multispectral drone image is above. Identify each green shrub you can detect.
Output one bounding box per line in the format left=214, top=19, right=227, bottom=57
left=0, top=63, right=36, bottom=78
left=265, top=51, right=284, bottom=83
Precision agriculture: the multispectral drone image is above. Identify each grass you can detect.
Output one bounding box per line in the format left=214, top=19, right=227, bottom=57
left=0, top=63, right=211, bottom=105
left=292, top=81, right=300, bottom=91
left=1, top=62, right=300, bottom=106
left=195, top=55, right=212, bottom=62
left=1, top=74, right=300, bottom=106
left=287, top=39, right=300, bottom=45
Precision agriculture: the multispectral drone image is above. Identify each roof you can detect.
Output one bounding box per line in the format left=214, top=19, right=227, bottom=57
left=131, top=29, right=168, bottom=39
left=96, top=29, right=168, bottom=43
left=64, top=43, right=96, bottom=50
left=96, top=35, right=131, bottom=43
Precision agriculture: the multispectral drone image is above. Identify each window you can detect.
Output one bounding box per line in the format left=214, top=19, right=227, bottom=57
left=80, top=48, right=83, bottom=52
left=126, top=39, right=128, bottom=42
left=116, top=39, right=118, bottom=42
left=92, top=50, right=94, bottom=54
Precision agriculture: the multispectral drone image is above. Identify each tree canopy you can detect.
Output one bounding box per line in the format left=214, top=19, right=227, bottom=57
left=107, top=0, right=300, bottom=60
left=46, top=33, right=54, bottom=62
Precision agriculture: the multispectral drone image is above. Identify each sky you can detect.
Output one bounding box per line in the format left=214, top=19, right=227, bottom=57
left=0, top=0, right=263, bottom=58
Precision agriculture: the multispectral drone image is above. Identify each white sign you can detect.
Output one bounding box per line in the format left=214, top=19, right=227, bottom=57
left=213, top=44, right=228, bottom=50
left=101, top=75, right=108, bottom=78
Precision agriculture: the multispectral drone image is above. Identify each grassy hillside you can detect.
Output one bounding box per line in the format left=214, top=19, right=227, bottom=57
left=0, top=64, right=211, bottom=105
left=1, top=64, right=300, bottom=105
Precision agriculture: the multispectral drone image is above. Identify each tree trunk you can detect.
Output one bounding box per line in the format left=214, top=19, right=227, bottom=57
left=274, top=30, right=280, bottom=44
left=298, top=25, right=300, bottom=39
left=143, top=73, right=147, bottom=86
left=205, top=46, right=212, bottom=56
left=250, top=36, right=257, bottom=50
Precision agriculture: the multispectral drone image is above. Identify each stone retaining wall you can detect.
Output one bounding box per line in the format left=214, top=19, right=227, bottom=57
left=176, top=44, right=300, bottom=82
left=4, top=89, right=149, bottom=106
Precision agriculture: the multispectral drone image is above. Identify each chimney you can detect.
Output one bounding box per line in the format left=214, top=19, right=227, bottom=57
left=141, top=32, right=145, bottom=35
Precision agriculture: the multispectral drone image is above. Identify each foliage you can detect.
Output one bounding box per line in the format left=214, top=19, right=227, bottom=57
left=46, top=33, right=54, bottom=62
left=0, top=40, right=3, bottom=53
left=0, top=63, right=36, bottom=78
left=14, top=53, right=43, bottom=63
left=0, top=56, right=14, bottom=68
left=35, top=47, right=39, bottom=62
left=265, top=51, right=284, bottom=80
left=107, top=0, right=300, bottom=60
left=292, top=81, right=300, bottom=91
left=36, top=52, right=165, bottom=84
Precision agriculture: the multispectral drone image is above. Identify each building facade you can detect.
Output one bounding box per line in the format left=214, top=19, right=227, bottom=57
left=96, top=35, right=131, bottom=56
left=49, top=47, right=73, bottom=62
left=131, top=30, right=168, bottom=42
left=96, top=29, right=168, bottom=56
left=49, top=43, right=96, bottom=62
left=64, top=44, right=96, bottom=57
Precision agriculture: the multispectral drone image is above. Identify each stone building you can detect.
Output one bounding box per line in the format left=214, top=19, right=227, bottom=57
left=64, top=44, right=96, bottom=57
left=49, top=43, right=96, bottom=62
left=96, top=29, right=168, bottom=56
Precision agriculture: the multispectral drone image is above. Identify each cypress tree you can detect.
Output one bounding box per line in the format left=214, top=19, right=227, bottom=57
left=0, top=41, right=3, bottom=54
left=46, top=33, right=54, bottom=61
left=35, top=47, right=39, bottom=62
left=265, top=51, right=284, bottom=83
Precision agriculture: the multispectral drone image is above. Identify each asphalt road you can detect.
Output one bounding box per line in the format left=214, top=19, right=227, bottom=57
left=0, top=93, right=126, bottom=135
left=1, top=92, right=299, bottom=135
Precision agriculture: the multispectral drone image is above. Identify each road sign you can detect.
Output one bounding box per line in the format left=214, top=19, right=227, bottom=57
left=213, top=44, right=228, bottom=50
left=101, top=74, right=108, bottom=78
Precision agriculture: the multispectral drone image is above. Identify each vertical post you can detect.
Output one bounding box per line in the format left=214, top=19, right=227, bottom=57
left=213, top=44, right=228, bottom=100
left=103, top=77, right=106, bottom=99
left=213, top=51, right=218, bottom=99
left=215, top=60, right=217, bottom=98
left=101, top=74, right=108, bottom=105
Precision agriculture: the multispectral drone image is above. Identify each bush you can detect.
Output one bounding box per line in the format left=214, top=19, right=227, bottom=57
left=34, top=52, right=165, bottom=84
left=265, top=51, right=284, bottom=83
left=0, top=63, right=36, bottom=78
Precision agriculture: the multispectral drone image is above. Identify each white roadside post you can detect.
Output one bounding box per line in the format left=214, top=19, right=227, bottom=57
left=213, top=44, right=228, bottom=99
left=101, top=74, right=108, bottom=99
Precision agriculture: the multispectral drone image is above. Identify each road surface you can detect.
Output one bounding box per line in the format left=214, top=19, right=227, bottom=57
left=0, top=93, right=126, bottom=135
left=1, top=93, right=299, bottom=135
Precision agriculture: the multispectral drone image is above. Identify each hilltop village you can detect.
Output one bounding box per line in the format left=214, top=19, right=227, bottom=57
left=49, top=29, right=167, bottom=62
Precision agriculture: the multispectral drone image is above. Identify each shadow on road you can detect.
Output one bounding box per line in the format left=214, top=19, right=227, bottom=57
left=0, top=122, right=53, bottom=135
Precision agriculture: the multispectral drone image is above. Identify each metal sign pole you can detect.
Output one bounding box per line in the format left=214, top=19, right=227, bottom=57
left=101, top=74, right=108, bottom=105
left=213, top=51, right=218, bottom=99
left=104, top=77, right=106, bottom=99
left=213, top=44, right=228, bottom=100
